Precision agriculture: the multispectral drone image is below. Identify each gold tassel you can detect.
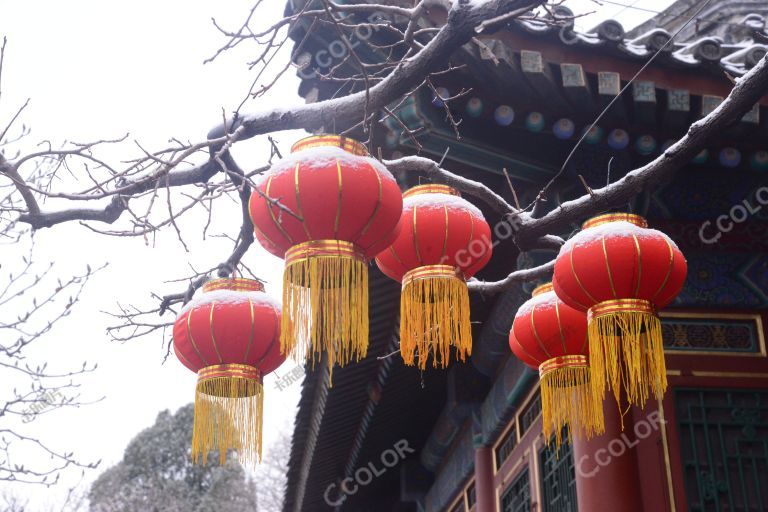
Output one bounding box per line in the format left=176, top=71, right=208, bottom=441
left=400, top=265, right=471, bottom=370
left=282, top=240, right=368, bottom=383
left=588, top=299, right=666, bottom=409
left=191, top=364, right=263, bottom=468
left=539, top=356, right=605, bottom=447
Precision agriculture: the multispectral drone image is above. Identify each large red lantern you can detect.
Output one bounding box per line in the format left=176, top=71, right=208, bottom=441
left=173, top=278, right=283, bottom=466
left=553, top=213, right=687, bottom=408
left=375, top=184, right=492, bottom=369
left=509, top=283, right=603, bottom=445
left=249, top=136, right=402, bottom=378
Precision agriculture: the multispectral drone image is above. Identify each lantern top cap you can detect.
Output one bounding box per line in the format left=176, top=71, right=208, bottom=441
left=531, top=282, right=554, bottom=297
left=582, top=213, right=647, bottom=230
left=403, top=184, right=461, bottom=199
left=291, top=135, right=368, bottom=156
left=202, top=278, right=265, bottom=293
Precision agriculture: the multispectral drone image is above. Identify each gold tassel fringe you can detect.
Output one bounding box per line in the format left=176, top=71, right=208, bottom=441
left=400, top=265, right=471, bottom=370
left=191, top=369, right=263, bottom=468
left=540, top=356, right=605, bottom=447
left=282, top=241, right=368, bottom=383
left=588, top=300, right=666, bottom=410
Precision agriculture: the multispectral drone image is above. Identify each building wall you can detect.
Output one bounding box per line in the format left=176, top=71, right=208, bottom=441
left=429, top=310, right=768, bottom=511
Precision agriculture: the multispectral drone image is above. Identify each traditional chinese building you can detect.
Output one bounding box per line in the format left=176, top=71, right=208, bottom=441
left=282, top=1, right=768, bottom=510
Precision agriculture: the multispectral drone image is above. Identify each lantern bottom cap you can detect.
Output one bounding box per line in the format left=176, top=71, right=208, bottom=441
left=539, top=354, right=588, bottom=377
left=588, top=298, right=656, bottom=320
left=197, top=364, right=262, bottom=398
left=285, top=239, right=365, bottom=266
left=402, top=264, right=464, bottom=287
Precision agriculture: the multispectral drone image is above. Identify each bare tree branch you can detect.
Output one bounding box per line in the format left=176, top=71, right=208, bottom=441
left=385, top=155, right=514, bottom=215
left=514, top=52, right=768, bottom=248
left=467, top=259, right=555, bottom=294
left=207, top=0, right=547, bottom=141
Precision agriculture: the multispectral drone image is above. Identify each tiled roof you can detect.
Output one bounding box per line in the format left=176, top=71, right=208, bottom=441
left=513, top=4, right=768, bottom=76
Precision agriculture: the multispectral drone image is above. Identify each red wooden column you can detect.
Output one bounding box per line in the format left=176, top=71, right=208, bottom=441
left=474, top=446, right=495, bottom=512
left=572, top=400, right=644, bottom=511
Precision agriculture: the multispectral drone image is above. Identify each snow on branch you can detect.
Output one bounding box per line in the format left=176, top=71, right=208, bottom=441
left=3, top=0, right=768, bottom=332
left=467, top=259, right=555, bottom=294
left=384, top=155, right=514, bottom=214
left=206, top=0, right=547, bottom=141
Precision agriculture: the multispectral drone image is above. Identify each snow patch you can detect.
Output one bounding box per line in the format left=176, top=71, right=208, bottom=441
left=256, top=146, right=396, bottom=186
left=515, top=290, right=558, bottom=318
left=404, top=192, right=485, bottom=219
left=562, top=221, right=680, bottom=252
left=180, top=289, right=281, bottom=315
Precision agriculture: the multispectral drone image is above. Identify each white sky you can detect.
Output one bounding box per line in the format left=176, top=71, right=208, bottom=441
left=0, top=0, right=674, bottom=509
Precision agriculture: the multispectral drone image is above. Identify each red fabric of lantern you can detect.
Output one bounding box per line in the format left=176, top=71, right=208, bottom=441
left=375, top=184, right=492, bottom=369
left=248, top=136, right=402, bottom=378
left=509, top=283, right=603, bottom=445
left=552, top=213, right=687, bottom=409
left=173, top=278, right=283, bottom=467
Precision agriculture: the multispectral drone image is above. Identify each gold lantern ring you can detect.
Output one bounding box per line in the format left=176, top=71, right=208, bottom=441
left=582, top=213, right=648, bottom=229
left=202, top=278, right=265, bottom=293
left=403, top=184, right=461, bottom=198
left=290, top=135, right=368, bottom=156
left=531, top=282, right=554, bottom=297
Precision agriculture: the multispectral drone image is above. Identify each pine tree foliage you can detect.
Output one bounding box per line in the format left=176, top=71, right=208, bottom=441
left=88, top=405, right=258, bottom=512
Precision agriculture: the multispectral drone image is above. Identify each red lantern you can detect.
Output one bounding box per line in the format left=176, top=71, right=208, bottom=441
left=173, top=278, right=283, bottom=466
left=553, top=213, right=687, bottom=408
left=249, top=136, right=402, bottom=377
left=509, top=283, right=603, bottom=445
left=375, top=184, right=492, bottom=369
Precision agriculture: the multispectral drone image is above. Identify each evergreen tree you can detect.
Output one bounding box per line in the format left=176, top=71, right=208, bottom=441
left=88, top=405, right=257, bottom=512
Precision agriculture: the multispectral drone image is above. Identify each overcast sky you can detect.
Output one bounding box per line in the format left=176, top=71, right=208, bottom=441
left=0, top=0, right=675, bottom=508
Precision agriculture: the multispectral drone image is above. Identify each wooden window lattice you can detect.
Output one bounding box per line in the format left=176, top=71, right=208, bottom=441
left=539, top=433, right=578, bottom=512
left=501, top=468, right=531, bottom=512
left=676, top=388, right=768, bottom=512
